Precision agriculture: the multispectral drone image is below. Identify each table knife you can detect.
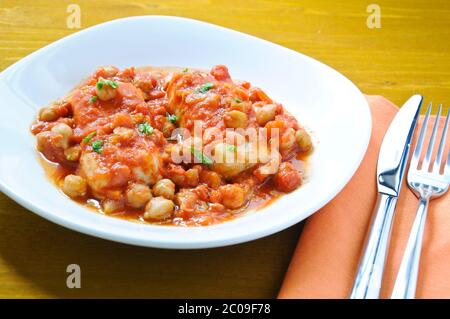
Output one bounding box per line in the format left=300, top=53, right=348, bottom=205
left=350, top=94, right=423, bottom=299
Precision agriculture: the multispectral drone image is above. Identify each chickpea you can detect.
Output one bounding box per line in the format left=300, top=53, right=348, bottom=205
left=165, top=164, right=186, bottom=186
left=212, top=142, right=253, bottom=179
left=254, top=150, right=281, bottom=181
left=185, top=168, right=200, bottom=187
left=64, top=145, right=81, bottom=161
left=51, top=123, right=73, bottom=149
left=36, top=131, right=52, bottom=153
left=103, top=199, right=124, bottom=214
left=126, top=183, right=152, bottom=208
left=295, top=128, right=313, bottom=152
left=200, top=170, right=222, bottom=189
left=144, top=197, right=174, bottom=220
left=174, top=190, right=198, bottom=212
left=39, top=107, right=59, bottom=122
left=170, top=173, right=185, bottom=187
left=99, top=65, right=118, bottom=78
left=193, top=184, right=209, bottom=201
left=256, top=104, right=277, bottom=126
left=162, top=122, right=175, bottom=138
left=131, top=113, right=144, bottom=124
left=152, top=179, right=175, bottom=200
left=280, top=128, right=296, bottom=151
left=219, top=184, right=246, bottom=209
left=265, top=120, right=284, bottom=136
left=95, top=77, right=118, bottom=101
left=231, top=100, right=251, bottom=113
left=62, top=174, right=87, bottom=198
left=133, top=72, right=156, bottom=97
left=224, top=110, right=248, bottom=128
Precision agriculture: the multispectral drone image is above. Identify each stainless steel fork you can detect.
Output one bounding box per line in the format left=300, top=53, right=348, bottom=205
left=391, top=102, right=450, bottom=299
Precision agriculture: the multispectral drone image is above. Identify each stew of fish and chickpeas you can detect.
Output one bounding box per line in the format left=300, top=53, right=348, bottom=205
left=31, top=65, right=312, bottom=226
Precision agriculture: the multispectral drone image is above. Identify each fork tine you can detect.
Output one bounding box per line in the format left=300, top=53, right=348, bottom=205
left=445, top=111, right=450, bottom=177
left=411, top=102, right=432, bottom=168
left=446, top=147, right=450, bottom=177
left=423, top=103, right=441, bottom=171
left=434, top=108, right=450, bottom=173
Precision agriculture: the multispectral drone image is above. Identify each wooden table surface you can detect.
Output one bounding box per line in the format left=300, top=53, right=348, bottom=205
left=0, top=0, right=449, bottom=298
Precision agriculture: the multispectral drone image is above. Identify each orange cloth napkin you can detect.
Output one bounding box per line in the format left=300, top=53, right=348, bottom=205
left=278, top=95, right=450, bottom=299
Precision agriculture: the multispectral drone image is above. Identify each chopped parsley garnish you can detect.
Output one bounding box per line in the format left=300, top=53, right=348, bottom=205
left=234, top=97, right=242, bottom=103
left=96, top=79, right=119, bottom=90
left=226, top=144, right=237, bottom=152
left=182, top=68, right=189, bottom=73
left=83, top=131, right=102, bottom=153
left=90, top=96, right=98, bottom=103
left=191, top=146, right=213, bottom=166
left=167, top=113, right=178, bottom=124
left=91, top=140, right=103, bottom=154
left=82, top=131, right=96, bottom=144
left=196, top=82, right=214, bottom=94
left=138, top=122, right=154, bottom=135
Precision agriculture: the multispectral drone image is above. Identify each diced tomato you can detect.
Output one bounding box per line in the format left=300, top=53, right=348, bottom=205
left=273, top=162, right=302, bottom=193
left=210, top=65, right=230, bottom=81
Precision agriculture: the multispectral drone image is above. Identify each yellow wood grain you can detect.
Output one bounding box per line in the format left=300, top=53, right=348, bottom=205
left=0, top=0, right=449, bottom=298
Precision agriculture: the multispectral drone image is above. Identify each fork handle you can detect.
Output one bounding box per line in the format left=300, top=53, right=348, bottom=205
left=350, top=193, right=398, bottom=299
left=391, top=197, right=429, bottom=299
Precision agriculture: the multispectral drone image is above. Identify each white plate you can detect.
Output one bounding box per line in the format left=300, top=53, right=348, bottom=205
left=0, top=16, right=371, bottom=249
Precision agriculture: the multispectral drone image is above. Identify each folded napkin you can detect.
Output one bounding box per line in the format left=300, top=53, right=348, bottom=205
left=278, top=95, right=450, bottom=299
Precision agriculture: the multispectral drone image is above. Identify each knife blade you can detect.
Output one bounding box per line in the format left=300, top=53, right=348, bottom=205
left=350, top=94, right=423, bottom=299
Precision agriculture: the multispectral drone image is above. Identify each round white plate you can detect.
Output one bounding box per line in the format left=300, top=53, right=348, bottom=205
left=0, top=16, right=371, bottom=249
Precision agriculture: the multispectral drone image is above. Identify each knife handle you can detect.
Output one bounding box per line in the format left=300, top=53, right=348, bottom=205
left=349, top=193, right=398, bottom=299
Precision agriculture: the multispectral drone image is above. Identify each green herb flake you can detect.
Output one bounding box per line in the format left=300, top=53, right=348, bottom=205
left=90, top=96, right=98, bottom=103
left=138, top=122, right=154, bottom=135
left=91, top=140, right=103, bottom=154
left=191, top=146, right=213, bottom=166
left=82, top=131, right=97, bottom=144
left=196, top=82, right=214, bottom=94
left=226, top=144, right=237, bottom=152
left=167, top=113, right=178, bottom=124
left=234, top=97, right=242, bottom=103
left=96, top=79, right=119, bottom=90
left=182, top=68, right=189, bottom=73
